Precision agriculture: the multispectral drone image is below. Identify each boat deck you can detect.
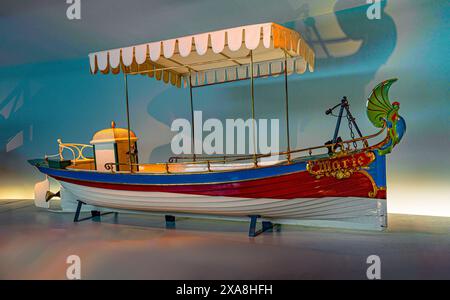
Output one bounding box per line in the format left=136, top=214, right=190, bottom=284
left=38, top=152, right=331, bottom=174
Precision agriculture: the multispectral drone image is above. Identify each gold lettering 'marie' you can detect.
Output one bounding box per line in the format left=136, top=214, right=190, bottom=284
left=307, top=152, right=375, bottom=180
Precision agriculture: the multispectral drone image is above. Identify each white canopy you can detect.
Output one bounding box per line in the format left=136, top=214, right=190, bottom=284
left=89, top=22, right=315, bottom=88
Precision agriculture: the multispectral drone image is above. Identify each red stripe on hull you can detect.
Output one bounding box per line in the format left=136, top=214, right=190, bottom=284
left=53, top=170, right=386, bottom=199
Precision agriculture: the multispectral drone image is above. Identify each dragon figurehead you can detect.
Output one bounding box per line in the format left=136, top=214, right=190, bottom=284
left=367, top=78, right=406, bottom=155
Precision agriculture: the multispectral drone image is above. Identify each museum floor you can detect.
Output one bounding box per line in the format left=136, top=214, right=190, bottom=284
left=1, top=199, right=449, bottom=280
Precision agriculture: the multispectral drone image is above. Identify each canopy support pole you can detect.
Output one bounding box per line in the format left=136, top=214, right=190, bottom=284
left=250, top=50, right=257, bottom=166
left=189, top=71, right=196, bottom=161
left=283, top=51, right=291, bottom=162
left=124, top=73, right=133, bottom=172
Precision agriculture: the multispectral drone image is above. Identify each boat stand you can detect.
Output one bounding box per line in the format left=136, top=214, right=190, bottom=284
left=248, top=215, right=279, bottom=237
left=73, top=200, right=118, bottom=222
left=72, top=203, right=278, bottom=237
left=165, top=215, right=176, bottom=229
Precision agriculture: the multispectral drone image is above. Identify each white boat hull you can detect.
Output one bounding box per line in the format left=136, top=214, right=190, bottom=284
left=58, top=181, right=387, bottom=231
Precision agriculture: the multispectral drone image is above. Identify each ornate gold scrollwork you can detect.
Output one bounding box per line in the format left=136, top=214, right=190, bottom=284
left=358, top=169, right=386, bottom=198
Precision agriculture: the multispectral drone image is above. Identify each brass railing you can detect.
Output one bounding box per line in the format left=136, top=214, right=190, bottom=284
left=169, top=123, right=387, bottom=164
left=103, top=123, right=388, bottom=174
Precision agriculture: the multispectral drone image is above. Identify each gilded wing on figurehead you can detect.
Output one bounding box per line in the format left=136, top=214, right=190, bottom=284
left=366, top=78, right=405, bottom=155
left=366, top=78, right=398, bottom=128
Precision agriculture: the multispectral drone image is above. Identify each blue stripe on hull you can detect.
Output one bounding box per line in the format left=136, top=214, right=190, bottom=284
left=33, top=150, right=387, bottom=187
left=37, top=161, right=308, bottom=185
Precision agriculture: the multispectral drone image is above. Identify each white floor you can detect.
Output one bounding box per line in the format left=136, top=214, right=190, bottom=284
left=0, top=200, right=449, bottom=279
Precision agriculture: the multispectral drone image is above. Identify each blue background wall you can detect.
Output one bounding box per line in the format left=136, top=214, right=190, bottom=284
left=0, top=0, right=449, bottom=216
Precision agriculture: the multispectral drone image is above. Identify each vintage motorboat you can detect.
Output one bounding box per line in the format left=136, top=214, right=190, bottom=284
left=29, top=23, right=406, bottom=233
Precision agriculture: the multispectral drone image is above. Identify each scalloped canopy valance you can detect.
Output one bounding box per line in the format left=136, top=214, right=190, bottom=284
left=88, top=23, right=315, bottom=87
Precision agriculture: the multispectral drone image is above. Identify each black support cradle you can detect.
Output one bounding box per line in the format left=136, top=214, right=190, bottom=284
left=73, top=201, right=176, bottom=229
left=73, top=202, right=280, bottom=237
left=73, top=200, right=118, bottom=222
left=248, top=215, right=279, bottom=237
left=165, top=215, right=176, bottom=229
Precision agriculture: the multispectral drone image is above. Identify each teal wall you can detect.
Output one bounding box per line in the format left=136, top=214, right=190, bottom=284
left=0, top=0, right=449, bottom=216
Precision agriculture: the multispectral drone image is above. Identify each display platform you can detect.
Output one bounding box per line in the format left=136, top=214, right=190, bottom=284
left=1, top=200, right=449, bottom=280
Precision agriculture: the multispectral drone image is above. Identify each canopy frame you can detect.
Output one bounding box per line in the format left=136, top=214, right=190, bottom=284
left=96, top=22, right=316, bottom=171
left=121, top=54, right=294, bottom=170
